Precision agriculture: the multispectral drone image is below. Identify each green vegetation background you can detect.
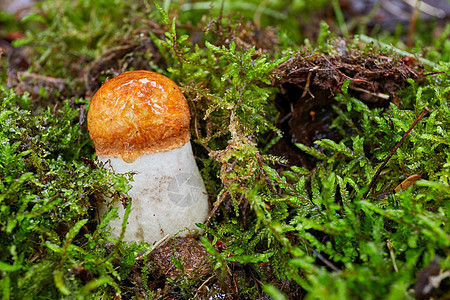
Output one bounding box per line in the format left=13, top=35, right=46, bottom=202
left=0, top=0, right=449, bottom=299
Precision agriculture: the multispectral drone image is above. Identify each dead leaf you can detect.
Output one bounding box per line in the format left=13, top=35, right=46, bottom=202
left=394, top=174, right=421, bottom=193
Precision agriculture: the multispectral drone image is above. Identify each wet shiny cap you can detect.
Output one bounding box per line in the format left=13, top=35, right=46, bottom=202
left=87, top=70, right=190, bottom=163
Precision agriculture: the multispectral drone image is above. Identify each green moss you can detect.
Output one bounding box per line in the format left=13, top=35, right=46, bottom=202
left=0, top=89, right=141, bottom=298
left=240, top=68, right=450, bottom=298
left=0, top=0, right=449, bottom=298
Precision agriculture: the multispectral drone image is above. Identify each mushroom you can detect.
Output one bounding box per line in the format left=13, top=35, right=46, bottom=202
left=87, top=70, right=209, bottom=244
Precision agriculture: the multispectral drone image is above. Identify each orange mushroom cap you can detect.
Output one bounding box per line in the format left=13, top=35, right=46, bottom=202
left=87, top=70, right=190, bottom=163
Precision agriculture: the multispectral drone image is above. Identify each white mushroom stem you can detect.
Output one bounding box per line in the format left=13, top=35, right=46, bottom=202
left=99, top=141, right=209, bottom=244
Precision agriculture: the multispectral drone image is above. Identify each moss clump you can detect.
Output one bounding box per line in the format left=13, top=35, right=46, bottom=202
left=0, top=89, right=149, bottom=298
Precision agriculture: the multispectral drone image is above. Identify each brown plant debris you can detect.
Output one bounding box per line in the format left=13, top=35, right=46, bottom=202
left=269, top=47, right=425, bottom=168
left=149, top=237, right=212, bottom=282
left=272, top=47, right=424, bottom=99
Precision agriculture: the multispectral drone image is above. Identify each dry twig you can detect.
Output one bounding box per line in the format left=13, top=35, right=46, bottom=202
left=363, top=106, right=432, bottom=199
